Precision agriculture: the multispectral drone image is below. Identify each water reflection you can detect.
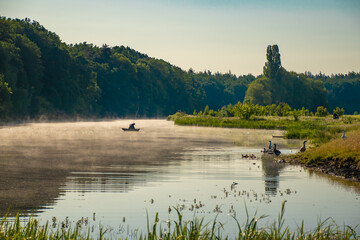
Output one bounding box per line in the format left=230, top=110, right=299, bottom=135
left=261, top=154, right=286, bottom=196
left=64, top=172, right=145, bottom=193
left=0, top=168, right=68, bottom=215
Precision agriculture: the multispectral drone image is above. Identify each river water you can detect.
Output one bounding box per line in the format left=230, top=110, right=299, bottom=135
left=0, top=119, right=359, bottom=238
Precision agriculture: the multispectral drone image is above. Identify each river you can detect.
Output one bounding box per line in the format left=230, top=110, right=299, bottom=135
left=0, top=119, right=359, bottom=238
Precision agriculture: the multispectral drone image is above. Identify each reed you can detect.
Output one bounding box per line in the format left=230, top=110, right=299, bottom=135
left=1, top=202, right=359, bottom=239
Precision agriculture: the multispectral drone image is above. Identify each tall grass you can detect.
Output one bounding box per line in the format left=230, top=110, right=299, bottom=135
left=0, top=211, right=106, bottom=240
left=1, top=201, right=359, bottom=239
left=295, top=129, right=360, bottom=169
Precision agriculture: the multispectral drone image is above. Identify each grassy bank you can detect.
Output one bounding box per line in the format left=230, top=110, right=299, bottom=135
left=168, top=113, right=360, bottom=144
left=1, top=202, right=359, bottom=240
left=286, top=128, right=360, bottom=181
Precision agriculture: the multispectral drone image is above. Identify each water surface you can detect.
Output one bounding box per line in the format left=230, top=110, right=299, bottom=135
left=0, top=120, right=359, bottom=237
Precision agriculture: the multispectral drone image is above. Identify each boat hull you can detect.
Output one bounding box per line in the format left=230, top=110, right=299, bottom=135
left=122, top=128, right=140, bottom=131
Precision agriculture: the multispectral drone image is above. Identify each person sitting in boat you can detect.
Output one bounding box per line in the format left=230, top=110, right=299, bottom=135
left=129, top=123, right=135, bottom=129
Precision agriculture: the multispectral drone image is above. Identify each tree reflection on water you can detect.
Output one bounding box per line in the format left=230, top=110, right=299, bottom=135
left=261, top=154, right=285, bottom=196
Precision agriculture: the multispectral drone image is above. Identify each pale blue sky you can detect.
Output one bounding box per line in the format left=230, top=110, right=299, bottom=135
left=1, top=0, right=359, bottom=75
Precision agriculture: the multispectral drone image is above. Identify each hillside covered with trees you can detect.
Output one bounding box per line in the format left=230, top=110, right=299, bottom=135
left=0, top=17, right=359, bottom=121
left=0, top=17, right=253, bottom=120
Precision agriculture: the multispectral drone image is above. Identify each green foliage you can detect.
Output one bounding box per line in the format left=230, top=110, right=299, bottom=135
left=0, top=74, right=12, bottom=118
left=263, top=44, right=282, bottom=79
left=343, top=117, right=353, bottom=124
left=166, top=111, right=187, bottom=121
left=274, top=103, right=292, bottom=116
left=315, top=106, right=329, bottom=117
left=0, top=17, right=103, bottom=118
left=243, top=78, right=272, bottom=106
left=245, top=45, right=329, bottom=112
left=291, top=109, right=300, bottom=121
left=314, top=71, right=360, bottom=114
left=233, top=102, right=256, bottom=120
left=1, top=17, right=359, bottom=120
left=333, top=107, right=345, bottom=117
left=193, top=71, right=254, bottom=111
left=168, top=101, right=357, bottom=143
left=0, top=17, right=205, bottom=119
left=182, top=102, right=313, bottom=121
left=0, top=16, right=257, bottom=120
left=208, top=109, right=216, bottom=116
left=203, top=105, right=209, bottom=116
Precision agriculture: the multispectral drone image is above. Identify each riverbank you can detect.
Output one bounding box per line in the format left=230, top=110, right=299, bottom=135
left=283, top=128, right=360, bottom=182
left=168, top=113, right=360, bottom=182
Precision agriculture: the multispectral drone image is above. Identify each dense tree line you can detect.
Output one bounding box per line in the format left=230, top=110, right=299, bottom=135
left=244, top=45, right=360, bottom=114
left=307, top=72, right=360, bottom=114
left=1, top=17, right=205, bottom=119
left=0, top=17, right=359, bottom=120
left=244, top=45, right=329, bottom=112
left=188, top=70, right=255, bottom=111
left=0, top=17, right=254, bottom=120
left=0, top=17, right=101, bottom=118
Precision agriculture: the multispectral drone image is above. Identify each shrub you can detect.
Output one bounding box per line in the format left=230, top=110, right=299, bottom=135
left=291, top=110, right=300, bottom=121
left=315, top=106, right=329, bottom=117
left=333, top=107, right=345, bottom=117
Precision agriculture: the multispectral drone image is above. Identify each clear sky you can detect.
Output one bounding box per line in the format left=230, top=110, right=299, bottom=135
left=1, top=0, right=360, bottom=76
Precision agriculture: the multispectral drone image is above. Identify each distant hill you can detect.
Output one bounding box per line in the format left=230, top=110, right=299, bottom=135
left=0, top=17, right=359, bottom=120
left=0, top=17, right=252, bottom=120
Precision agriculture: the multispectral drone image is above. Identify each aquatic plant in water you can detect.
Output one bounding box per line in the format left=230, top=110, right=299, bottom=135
left=1, top=201, right=359, bottom=239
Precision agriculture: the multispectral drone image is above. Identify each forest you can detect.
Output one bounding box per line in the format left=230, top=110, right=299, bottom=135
left=0, top=17, right=359, bottom=120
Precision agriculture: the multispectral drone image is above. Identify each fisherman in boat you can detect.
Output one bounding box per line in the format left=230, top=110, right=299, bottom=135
left=129, top=123, right=135, bottom=129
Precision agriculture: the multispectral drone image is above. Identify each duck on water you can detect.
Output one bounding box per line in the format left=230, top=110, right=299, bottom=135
left=261, top=140, right=274, bottom=153
left=273, top=144, right=281, bottom=156
left=262, top=141, right=281, bottom=156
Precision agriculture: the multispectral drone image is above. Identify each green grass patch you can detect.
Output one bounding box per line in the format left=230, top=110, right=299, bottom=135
left=169, top=115, right=330, bottom=142
left=168, top=113, right=360, bottom=145
left=1, top=201, right=359, bottom=239
left=294, top=129, right=360, bottom=169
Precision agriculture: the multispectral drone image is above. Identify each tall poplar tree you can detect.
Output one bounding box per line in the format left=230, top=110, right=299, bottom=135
left=263, top=44, right=281, bottom=79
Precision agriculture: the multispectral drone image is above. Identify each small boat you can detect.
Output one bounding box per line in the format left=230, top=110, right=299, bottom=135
left=122, top=128, right=140, bottom=131
left=123, top=122, right=140, bottom=131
